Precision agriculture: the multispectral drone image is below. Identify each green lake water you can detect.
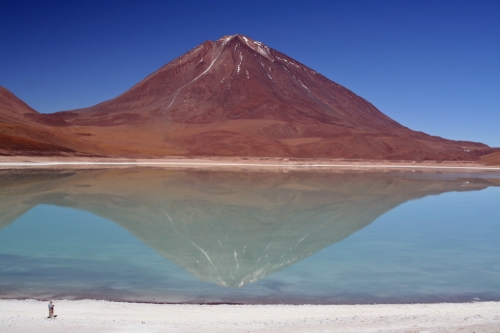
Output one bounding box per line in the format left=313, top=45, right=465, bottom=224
left=0, top=168, right=499, bottom=304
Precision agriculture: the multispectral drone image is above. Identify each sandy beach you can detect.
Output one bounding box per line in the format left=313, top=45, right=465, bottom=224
left=0, top=299, right=499, bottom=332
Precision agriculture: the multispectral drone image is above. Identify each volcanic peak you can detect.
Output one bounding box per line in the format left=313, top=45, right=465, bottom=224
left=218, top=34, right=274, bottom=61
left=0, top=86, right=37, bottom=116
left=1, top=35, right=499, bottom=161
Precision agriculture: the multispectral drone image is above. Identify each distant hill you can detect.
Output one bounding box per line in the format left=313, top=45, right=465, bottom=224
left=0, top=87, right=104, bottom=156
left=1, top=35, right=498, bottom=160
left=481, top=151, right=500, bottom=165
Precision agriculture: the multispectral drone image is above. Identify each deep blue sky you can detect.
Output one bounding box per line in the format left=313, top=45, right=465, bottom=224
left=1, top=0, right=499, bottom=146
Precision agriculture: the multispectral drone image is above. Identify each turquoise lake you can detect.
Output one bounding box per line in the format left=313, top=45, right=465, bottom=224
left=0, top=168, right=499, bottom=304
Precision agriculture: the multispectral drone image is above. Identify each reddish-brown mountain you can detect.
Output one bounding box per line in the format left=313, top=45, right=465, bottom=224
left=1, top=35, right=498, bottom=160
left=0, top=87, right=104, bottom=156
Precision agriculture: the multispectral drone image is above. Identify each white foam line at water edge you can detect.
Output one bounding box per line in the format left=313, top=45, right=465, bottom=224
left=1, top=162, right=500, bottom=170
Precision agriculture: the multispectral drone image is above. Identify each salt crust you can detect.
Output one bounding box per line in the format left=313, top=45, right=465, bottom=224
left=1, top=299, right=499, bottom=333
left=0, top=156, right=499, bottom=171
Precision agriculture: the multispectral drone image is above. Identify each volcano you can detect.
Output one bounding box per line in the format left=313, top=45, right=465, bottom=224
left=1, top=34, right=498, bottom=160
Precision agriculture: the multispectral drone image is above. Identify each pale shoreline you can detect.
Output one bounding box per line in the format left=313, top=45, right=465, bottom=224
left=1, top=299, right=499, bottom=333
left=0, top=156, right=499, bottom=171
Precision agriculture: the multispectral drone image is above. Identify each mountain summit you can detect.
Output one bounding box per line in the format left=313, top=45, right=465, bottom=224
left=63, top=34, right=402, bottom=129
left=1, top=35, right=498, bottom=160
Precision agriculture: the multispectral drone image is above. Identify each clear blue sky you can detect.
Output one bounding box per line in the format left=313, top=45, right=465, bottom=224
left=1, top=0, right=499, bottom=147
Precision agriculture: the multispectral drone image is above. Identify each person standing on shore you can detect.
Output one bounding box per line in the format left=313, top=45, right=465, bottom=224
left=48, top=301, right=54, bottom=318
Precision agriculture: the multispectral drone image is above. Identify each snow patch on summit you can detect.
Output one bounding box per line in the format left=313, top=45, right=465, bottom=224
left=230, top=35, right=274, bottom=62
left=254, top=41, right=272, bottom=59
left=220, top=35, right=234, bottom=44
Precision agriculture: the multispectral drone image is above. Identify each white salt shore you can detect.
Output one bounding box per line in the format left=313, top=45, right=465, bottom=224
left=1, top=156, right=499, bottom=171
left=1, top=300, right=499, bottom=332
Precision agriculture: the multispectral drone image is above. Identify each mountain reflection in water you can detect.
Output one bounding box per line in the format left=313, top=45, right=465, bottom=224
left=1, top=168, right=499, bottom=290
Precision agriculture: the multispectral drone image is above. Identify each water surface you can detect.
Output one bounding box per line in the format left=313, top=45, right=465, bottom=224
left=0, top=169, right=499, bottom=303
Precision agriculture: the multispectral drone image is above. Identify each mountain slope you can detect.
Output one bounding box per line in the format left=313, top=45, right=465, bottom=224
left=0, top=86, right=39, bottom=124
left=1, top=35, right=498, bottom=160
left=60, top=35, right=401, bottom=129
left=0, top=88, right=107, bottom=156
left=481, top=151, right=500, bottom=165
